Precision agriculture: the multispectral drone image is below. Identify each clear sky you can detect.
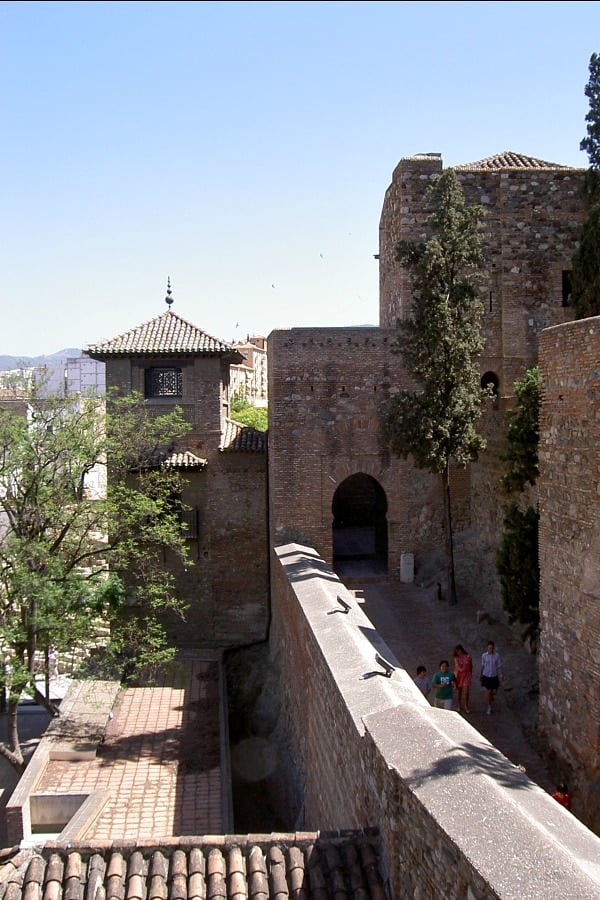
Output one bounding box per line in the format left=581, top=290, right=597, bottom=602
left=1, top=0, right=598, bottom=355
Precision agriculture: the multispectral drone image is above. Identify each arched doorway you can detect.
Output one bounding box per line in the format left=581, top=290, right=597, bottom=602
left=332, top=473, right=388, bottom=575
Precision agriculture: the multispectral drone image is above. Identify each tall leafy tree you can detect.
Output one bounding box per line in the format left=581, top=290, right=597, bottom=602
left=497, top=367, right=540, bottom=643
left=571, top=52, right=600, bottom=319
left=0, top=383, right=191, bottom=772
left=384, top=168, right=489, bottom=604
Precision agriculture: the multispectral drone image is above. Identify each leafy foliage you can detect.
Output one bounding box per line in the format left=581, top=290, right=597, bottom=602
left=497, top=504, right=540, bottom=642
left=497, top=368, right=540, bottom=642
left=230, top=396, right=268, bottom=432
left=581, top=52, right=600, bottom=168
left=571, top=52, right=600, bottom=319
left=500, top=367, right=540, bottom=494
left=0, top=384, right=191, bottom=771
left=384, top=168, right=489, bottom=603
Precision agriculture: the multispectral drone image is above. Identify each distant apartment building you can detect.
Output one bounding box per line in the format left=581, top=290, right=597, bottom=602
left=230, top=336, right=268, bottom=406
left=66, top=355, right=106, bottom=395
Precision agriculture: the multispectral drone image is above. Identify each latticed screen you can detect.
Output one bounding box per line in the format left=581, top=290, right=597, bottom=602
left=145, top=367, right=183, bottom=397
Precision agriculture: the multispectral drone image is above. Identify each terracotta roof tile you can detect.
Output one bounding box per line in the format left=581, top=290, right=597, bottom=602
left=455, top=150, right=575, bottom=171
left=162, top=451, right=208, bottom=470
left=220, top=419, right=266, bottom=453
left=84, top=311, right=239, bottom=359
left=0, top=835, right=385, bottom=900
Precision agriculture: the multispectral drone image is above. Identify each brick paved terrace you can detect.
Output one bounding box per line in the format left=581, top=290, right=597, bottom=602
left=35, top=655, right=228, bottom=841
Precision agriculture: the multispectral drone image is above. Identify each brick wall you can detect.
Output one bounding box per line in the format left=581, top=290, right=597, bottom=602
left=270, top=543, right=600, bottom=898
left=267, top=327, right=454, bottom=579
left=538, top=317, right=600, bottom=830
left=161, top=450, right=269, bottom=648
left=377, top=154, right=586, bottom=610
left=103, top=353, right=269, bottom=650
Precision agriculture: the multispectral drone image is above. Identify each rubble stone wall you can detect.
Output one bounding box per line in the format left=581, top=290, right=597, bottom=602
left=538, top=316, right=600, bottom=830
left=270, top=543, right=600, bottom=899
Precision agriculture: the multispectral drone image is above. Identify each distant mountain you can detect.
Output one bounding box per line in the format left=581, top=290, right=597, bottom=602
left=0, top=348, right=82, bottom=371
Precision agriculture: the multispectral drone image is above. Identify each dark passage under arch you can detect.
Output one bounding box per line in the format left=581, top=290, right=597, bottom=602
left=332, top=473, right=388, bottom=575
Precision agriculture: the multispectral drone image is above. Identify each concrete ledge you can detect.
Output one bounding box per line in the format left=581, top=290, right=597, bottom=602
left=6, top=680, right=120, bottom=845
left=366, top=702, right=600, bottom=898
left=58, top=790, right=111, bottom=841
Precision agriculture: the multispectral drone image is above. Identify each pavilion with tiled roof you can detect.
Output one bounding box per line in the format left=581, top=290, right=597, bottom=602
left=84, top=309, right=243, bottom=363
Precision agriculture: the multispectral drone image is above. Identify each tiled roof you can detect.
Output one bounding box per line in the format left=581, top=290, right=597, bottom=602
left=220, top=418, right=266, bottom=453
left=455, top=150, right=575, bottom=171
left=84, top=311, right=242, bottom=359
left=161, top=450, right=208, bottom=469
left=0, top=832, right=387, bottom=900
left=140, top=448, right=208, bottom=470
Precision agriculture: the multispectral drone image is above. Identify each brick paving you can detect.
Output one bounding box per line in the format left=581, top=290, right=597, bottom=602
left=37, top=657, right=224, bottom=840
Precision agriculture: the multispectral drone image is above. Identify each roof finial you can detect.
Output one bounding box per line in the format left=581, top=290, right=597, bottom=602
left=165, top=277, right=173, bottom=309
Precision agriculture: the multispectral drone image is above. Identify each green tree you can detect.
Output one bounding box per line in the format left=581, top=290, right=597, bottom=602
left=230, top=395, right=268, bottom=432
left=0, top=384, right=191, bottom=772
left=384, top=168, right=489, bottom=605
left=571, top=51, right=600, bottom=319
left=500, top=366, right=540, bottom=494
left=497, top=367, right=540, bottom=642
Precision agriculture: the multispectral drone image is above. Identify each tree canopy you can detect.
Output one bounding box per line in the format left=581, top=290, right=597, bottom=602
left=230, top=395, right=268, bottom=432
left=384, top=168, right=490, bottom=604
left=497, top=367, right=540, bottom=642
left=581, top=52, right=600, bottom=168
left=571, top=51, right=600, bottom=319
left=0, top=384, right=192, bottom=771
left=500, top=366, right=540, bottom=495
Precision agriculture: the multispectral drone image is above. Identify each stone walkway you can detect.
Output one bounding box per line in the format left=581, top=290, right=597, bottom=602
left=342, top=572, right=555, bottom=792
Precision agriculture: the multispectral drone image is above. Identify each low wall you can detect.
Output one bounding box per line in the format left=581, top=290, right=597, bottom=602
left=6, top=680, right=119, bottom=846
left=271, top=543, right=600, bottom=899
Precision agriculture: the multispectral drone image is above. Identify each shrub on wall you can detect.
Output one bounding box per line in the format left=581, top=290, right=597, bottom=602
left=497, top=367, right=540, bottom=642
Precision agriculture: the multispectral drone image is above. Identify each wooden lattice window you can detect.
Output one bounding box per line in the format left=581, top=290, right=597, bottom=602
left=145, top=367, right=183, bottom=398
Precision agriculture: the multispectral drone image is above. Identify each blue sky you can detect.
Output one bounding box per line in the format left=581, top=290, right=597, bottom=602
left=1, top=0, right=598, bottom=355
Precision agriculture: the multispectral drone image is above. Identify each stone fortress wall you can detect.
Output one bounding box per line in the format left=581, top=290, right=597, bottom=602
left=268, top=326, right=451, bottom=579
left=265, top=151, right=600, bottom=854
left=268, top=543, right=600, bottom=899
left=538, top=316, right=600, bottom=831
left=377, top=152, right=586, bottom=610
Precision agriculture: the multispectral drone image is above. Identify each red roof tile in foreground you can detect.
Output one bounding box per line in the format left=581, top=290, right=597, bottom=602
left=220, top=419, right=266, bottom=453
left=84, top=311, right=241, bottom=359
left=0, top=833, right=387, bottom=900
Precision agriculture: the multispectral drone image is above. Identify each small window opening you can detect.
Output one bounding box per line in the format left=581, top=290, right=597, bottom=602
left=481, top=371, right=499, bottom=396
left=562, top=270, right=572, bottom=308
left=145, top=367, right=183, bottom=398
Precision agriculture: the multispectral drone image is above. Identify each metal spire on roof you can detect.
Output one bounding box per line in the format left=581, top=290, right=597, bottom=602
left=165, top=277, right=174, bottom=308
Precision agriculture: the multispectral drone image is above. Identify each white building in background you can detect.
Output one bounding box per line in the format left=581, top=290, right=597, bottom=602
left=66, top=355, right=105, bottom=395
left=230, top=336, right=268, bottom=407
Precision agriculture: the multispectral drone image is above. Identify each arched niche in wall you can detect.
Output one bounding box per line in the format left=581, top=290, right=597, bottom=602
left=481, top=371, right=500, bottom=397
left=331, top=473, right=388, bottom=575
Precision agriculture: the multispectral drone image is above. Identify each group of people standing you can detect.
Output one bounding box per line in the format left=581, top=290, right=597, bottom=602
left=413, top=641, right=504, bottom=715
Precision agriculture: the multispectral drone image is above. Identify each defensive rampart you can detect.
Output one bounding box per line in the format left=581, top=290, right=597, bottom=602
left=538, top=315, right=600, bottom=831
left=271, top=543, right=600, bottom=898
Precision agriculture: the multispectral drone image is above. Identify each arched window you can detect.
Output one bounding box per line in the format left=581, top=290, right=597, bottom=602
left=481, top=371, right=499, bottom=397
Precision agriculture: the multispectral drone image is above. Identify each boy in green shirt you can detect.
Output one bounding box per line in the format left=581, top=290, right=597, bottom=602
left=432, top=660, right=456, bottom=710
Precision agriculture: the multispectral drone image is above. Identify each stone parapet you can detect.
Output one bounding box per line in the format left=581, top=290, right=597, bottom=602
left=271, top=542, right=600, bottom=898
